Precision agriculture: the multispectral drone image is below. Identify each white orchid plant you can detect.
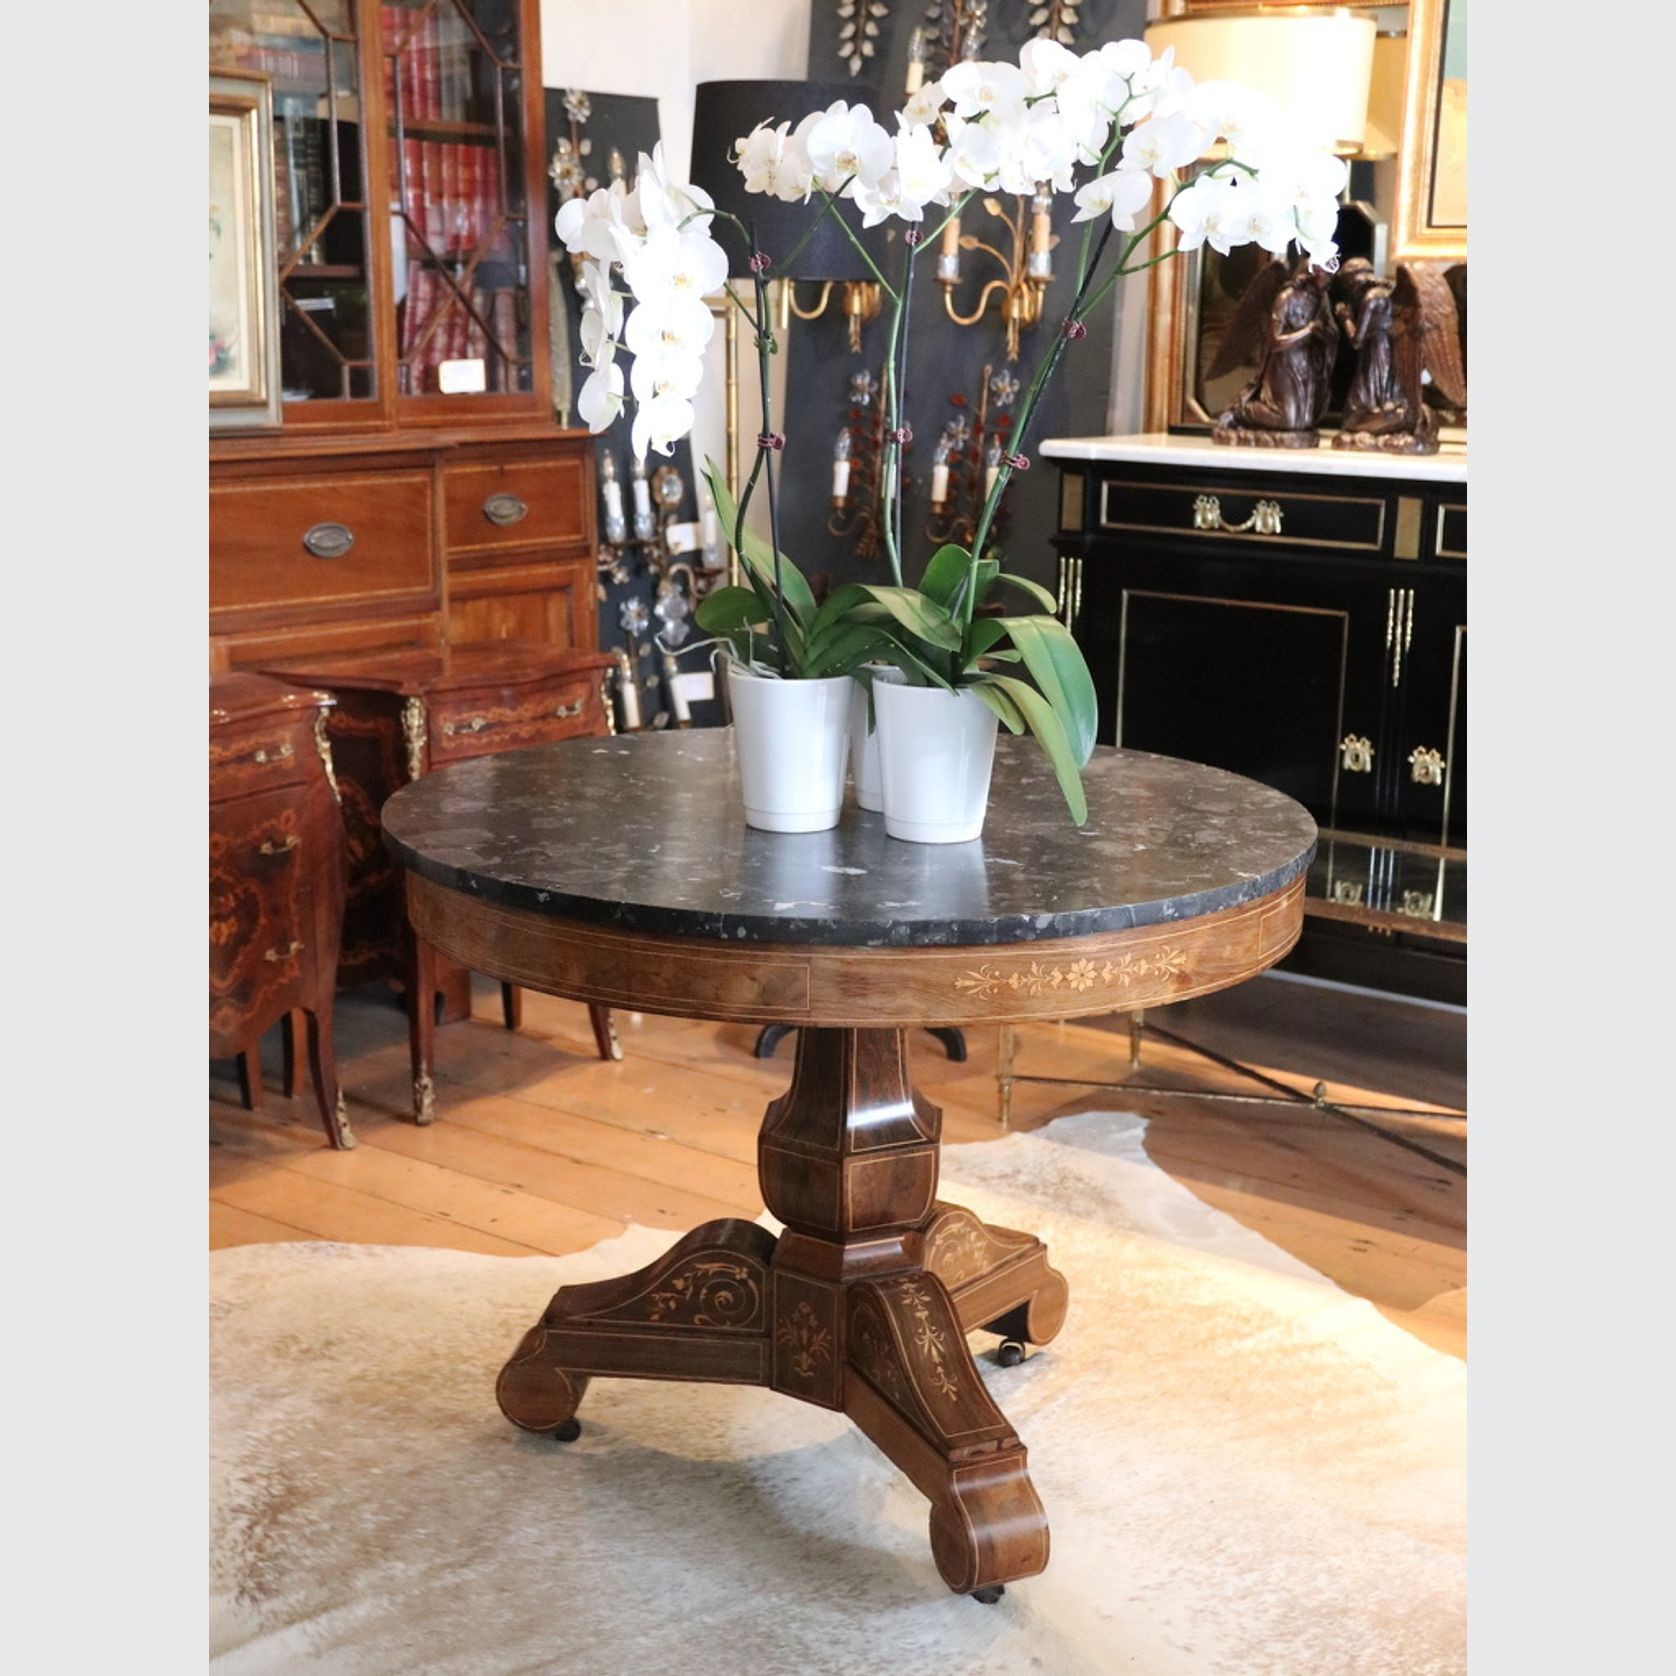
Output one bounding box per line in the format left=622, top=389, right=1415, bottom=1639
left=556, top=34, right=1347, bottom=823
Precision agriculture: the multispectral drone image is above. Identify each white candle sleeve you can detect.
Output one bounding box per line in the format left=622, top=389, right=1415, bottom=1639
left=603, top=481, right=624, bottom=523
left=831, top=460, right=851, bottom=501
left=930, top=463, right=950, bottom=505
left=632, top=480, right=652, bottom=519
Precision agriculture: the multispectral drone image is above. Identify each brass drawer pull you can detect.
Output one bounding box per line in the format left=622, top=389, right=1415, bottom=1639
left=235, top=742, right=294, bottom=767
left=483, top=492, right=529, bottom=527
left=1192, top=494, right=1283, bottom=536
left=258, top=834, right=301, bottom=855
left=1340, top=734, right=1374, bottom=773
left=303, top=521, right=356, bottom=558
left=1408, top=746, right=1446, bottom=786
left=441, top=698, right=586, bottom=738
left=264, top=940, right=304, bottom=962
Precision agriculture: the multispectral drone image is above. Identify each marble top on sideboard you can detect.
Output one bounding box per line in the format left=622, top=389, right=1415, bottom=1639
left=382, top=732, right=1317, bottom=949
left=1040, top=431, right=1468, bottom=484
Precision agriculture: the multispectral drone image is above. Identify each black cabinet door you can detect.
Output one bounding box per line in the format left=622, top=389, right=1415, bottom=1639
left=1070, top=543, right=1390, bottom=835
left=1392, top=578, right=1466, bottom=847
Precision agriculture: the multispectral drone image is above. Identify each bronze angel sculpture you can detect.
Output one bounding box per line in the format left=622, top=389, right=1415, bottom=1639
left=1209, top=258, right=1340, bottom=448
left=1332, top=259, right=1467, bottom=454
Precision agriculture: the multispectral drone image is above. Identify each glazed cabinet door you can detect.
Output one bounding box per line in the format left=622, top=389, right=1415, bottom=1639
left=1067, top=543, right=1391, bottom=837
left=1391, top=577, right=1466, bottom=850
left=210, top=0, right=381, bottom=413
left=378, top=0, right=547, bottom=420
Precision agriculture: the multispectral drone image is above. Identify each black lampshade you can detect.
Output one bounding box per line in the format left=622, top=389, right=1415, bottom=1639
left=689, top=80, right=892, bottom=281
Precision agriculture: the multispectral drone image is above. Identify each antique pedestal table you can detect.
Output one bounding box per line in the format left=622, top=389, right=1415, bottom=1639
left=381, top=731, right=1316, bottom=1600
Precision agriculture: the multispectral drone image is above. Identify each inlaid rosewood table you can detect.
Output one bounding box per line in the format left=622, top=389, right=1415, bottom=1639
left=381, top=731, right=1316, bottom=1600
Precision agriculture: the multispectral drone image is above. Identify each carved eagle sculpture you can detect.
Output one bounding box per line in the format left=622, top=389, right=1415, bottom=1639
left=1335, top=261, right=1467, bottom=454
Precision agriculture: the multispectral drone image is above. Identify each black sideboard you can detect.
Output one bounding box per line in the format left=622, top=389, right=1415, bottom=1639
left=1043, top=434, right=1466, bottom=1005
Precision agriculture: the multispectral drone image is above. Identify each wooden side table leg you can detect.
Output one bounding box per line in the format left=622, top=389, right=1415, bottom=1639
left=588, top=1004, right=622, bottom=1062
left=847, top=1273, right=1049, bottom=1595
left=496, top=1219, right=775, bottom=1434
left=281, top=1010, right=304, bottom=1099
left=500, top=983, right=522, bottom=1031
left=305, top=1002, right=356, bottom=1151
left=236, top=1050, right=261, bottom=1111
left=405, top=933, right=437, bottom=1125
left=760, top=1027, right=1050, bottom=1595
left=920, top=1202, right=1069, bottom=1352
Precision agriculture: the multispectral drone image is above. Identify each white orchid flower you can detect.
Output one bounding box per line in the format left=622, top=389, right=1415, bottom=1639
left=804, top=100, right=894, bottom=194
left=1120, top=110, right=1209, bottom=178
left=577, top=262, right=623, bottom=367
left=851, top=171, right=910, bottom=227
left=1069, top=167, right=1154, bottom=231
left=1008, top=106, right=1080, bottom=194
left=947, top=118, right=1002, bottom=191
left=629, top=347, right=703, bottom=407
left=577, top=359, right=625, bottom=432
left=898, top=78, right=947, bottom=131
left=942, top=59, right=1028, bottom=122
left=619, top=222, right=728, bottom=308
left=636, top=142, right=715, bottom=232
left=733, top=121, right=814, bottom=204
left=1189, top=81, right=1280, bottom=157
left=623, top=291, right=715, bottom=362
left=894, top=124, right=954, bottom=212
left=631, top=390, right=697, bottom=460
left=1019, top=38, right=1081, bottom=98
left=1167, top=174, right=1250, bottom=257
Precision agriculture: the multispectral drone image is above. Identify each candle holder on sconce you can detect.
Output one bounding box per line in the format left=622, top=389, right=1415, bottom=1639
left=936, top=189, right=1059, bottom=361
left=775, top=276, right=883, bottom=354
left=926, top=364, right=1017, bottom=551
left=827, top=367, right=891, bottom=560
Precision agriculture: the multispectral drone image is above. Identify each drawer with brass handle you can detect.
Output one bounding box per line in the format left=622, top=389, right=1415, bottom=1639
left=428, top=680, right=598, bottom=764
left=210, top=469, right=436, bottom=621
left=208, top=727, right=312, bottom=796
left=1099, top=477, right=1387, bottom=553
left=443, top=456, right=589, bottom=555
left=258, top=832, right=302, bottom=855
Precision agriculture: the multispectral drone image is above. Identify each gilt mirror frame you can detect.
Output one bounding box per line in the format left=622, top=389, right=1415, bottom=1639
left=1142, top=0, right=1466, bottom=431
left=1391, top=0, right=1466, bottom=262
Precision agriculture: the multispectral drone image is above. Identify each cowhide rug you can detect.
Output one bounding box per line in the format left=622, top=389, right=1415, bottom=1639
left=210, top=1111, right=1466, bottom=1675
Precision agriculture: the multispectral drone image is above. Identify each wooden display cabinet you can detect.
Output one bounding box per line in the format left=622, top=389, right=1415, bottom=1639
left=209, top=1, right=599, bottom=671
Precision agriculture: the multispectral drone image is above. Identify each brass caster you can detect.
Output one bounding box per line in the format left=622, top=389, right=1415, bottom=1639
left=994, top=1340, right=1026, bottom=1369
left=413, top=1072, right=437, bottom=1126
left=970, top=1585, right=1005, bottom=1605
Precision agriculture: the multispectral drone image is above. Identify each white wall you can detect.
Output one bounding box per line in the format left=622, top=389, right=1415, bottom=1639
left=539, top=1, right=811, bottom=531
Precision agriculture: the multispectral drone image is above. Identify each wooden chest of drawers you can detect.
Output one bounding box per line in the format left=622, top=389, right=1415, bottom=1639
left=210, top=674, right=353, bottom=1148
left=209, top=428, right=600, bottom=673
left=261, top=642, right=619, bottom=1122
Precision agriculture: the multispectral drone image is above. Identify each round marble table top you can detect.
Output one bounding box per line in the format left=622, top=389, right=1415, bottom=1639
left=382, top=731, right=1316, bottom=949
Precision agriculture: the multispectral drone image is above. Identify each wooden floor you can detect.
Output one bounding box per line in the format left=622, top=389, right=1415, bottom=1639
left=210, top=975, right=1467, bottom=1359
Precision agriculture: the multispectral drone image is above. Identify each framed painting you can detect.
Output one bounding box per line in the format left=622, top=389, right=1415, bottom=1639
left=209, top=70, right=281, bottom=430
left=1393, top=0, right=1467, bottom=261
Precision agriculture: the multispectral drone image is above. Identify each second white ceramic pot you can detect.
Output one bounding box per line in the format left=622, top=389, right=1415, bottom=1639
left=726, top=662, right=853, bottom=833
left=874, top=681, right=1000, bottom=844
left=848, top=666, right=906, bottom=813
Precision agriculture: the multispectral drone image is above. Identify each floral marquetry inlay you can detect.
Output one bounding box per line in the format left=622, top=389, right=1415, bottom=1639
left=774, top=1300, right=834, bottom=1379
left=954, top=946, right=1189, bottom=1000
left=644, top=1259, right=763, bottom=1329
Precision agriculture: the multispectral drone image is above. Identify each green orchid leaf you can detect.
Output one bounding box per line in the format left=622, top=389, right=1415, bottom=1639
left=970, top=679, right=1026, bottom=734
left=991, top=615, right=1098, bottom=767
left=978, top=672, right=1089, bottom=825
left=994, top=571, right=1059, bottom=613
left=694, top=585, right=770, bottom=635
left=917, top=544, right=973, bottom=609
left=800, top=621, right=898, bottom=680
left=806, top=583, right=962, bottom=653
left=867, top=626, right=959, bottom=691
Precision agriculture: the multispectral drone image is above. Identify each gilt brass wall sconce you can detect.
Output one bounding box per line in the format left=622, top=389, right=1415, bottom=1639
left=936, top=190, right=1058, bottom=361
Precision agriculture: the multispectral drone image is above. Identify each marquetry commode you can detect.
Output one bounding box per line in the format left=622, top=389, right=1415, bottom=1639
left=382, top=731, right=1316, bottom=1601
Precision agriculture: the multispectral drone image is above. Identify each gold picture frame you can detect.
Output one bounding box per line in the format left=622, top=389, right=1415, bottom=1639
left=1392, top=0, right=1467, bottom=261
left=209, top=70, right=282, bottom=431
left=1143, top=0, right=1466, bottom=429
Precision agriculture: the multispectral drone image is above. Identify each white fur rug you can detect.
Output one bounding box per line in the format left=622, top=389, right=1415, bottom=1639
left=211, top=1111, right=1465, bottom=1675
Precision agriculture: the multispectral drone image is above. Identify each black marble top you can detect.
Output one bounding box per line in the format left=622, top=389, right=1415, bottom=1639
left=382, top=732, right=1316, bottom=948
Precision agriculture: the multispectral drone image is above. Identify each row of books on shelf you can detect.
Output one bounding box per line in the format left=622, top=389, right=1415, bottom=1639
left=382, top=4, right=484, bottom=125
left=399, top=139, right=505, bottom=259
left=399, top=269, right=522, bottom=394
left=273, top=111, right=327, bottom=262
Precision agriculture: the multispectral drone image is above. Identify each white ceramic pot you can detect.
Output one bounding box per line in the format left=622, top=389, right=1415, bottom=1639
left=874, top=681, right=1000, bottom=844
left=848, top=666, right=906, bottom=813
left=726, top=662, right=853, bottom=833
